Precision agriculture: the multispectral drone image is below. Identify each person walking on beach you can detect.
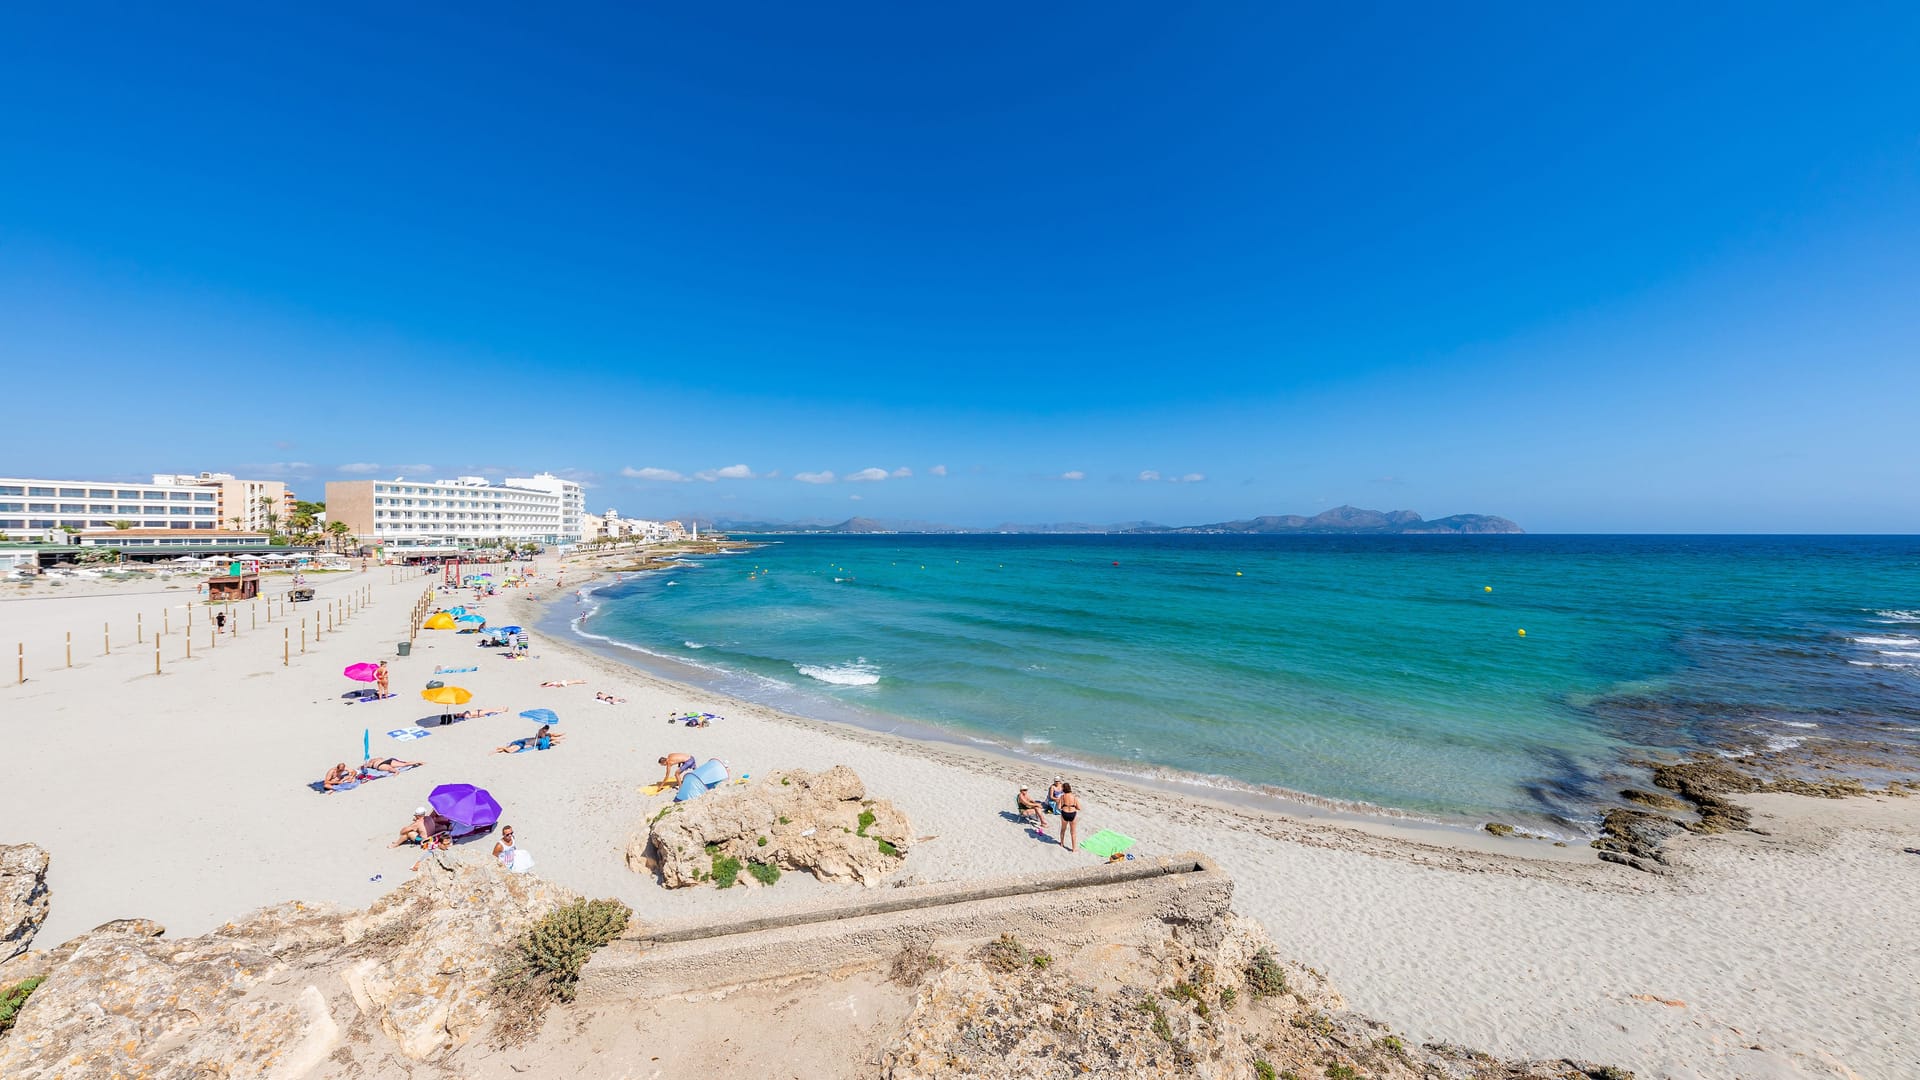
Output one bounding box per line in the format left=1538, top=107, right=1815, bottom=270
left=215, top=610, right=227, bottom=635
left=375, top=661, right=390, bottom=699
left=1056, top=783, right=1081, bottom=851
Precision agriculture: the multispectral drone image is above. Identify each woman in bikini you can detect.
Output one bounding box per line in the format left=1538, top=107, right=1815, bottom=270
left=1056, top=783, right=1081, bottom=852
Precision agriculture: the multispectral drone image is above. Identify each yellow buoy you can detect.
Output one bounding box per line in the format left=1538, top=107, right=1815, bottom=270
left=1235, top=571, right=1243, bottom=576
left=1517, top=629, right=1527, bottom=637
left=1484, top=586, right=1493, bottom=593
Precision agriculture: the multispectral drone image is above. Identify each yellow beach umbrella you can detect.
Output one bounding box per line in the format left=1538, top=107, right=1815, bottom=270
left=423, top=612, right=456, bottom=630
left=421, top=686, right=473, bottom=705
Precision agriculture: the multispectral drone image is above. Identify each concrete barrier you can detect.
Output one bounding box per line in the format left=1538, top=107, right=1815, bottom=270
left=578, top=852, right=1230, bottom=1003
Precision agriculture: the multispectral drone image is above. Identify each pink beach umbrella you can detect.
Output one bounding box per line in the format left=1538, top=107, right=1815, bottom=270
left=343, top=662, right=381, bottom=682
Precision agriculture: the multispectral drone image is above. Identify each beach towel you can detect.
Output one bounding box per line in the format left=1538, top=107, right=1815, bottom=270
left=639, top=781, right=678, bottom=796
left=387, top=729, right=432, bottom=742
left=309, top=779, right=360, bottom=793
left=1078, top=830, right=1136, bottom=859
left=343, top=694, right=395, bottom=705
left=434, top=666, right=478, bottom=674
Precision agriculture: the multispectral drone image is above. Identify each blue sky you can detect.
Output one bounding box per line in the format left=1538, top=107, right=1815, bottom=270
left=3, top=4, right=1917, bottom=530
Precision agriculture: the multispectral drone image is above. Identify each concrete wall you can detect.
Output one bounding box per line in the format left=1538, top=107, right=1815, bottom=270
left=578, top=852, right=1230, bottom=1003
left=324, top=482, right=374, bottom=538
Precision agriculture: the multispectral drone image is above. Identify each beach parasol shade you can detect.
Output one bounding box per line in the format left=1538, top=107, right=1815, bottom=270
left=446, top=606, right=467, bottom=616
left=519, top=708, right=559, bottom=725
left=456, top=614, right=486, bottom=624
left=343, top=662, right=380, bottom=682
left=428, top=783, right=502, bottom=827
left=421, top=686, right=473, bottom=706
left=496, top=625, right=523, bottom=635
left=423, top=613, right=456, bottom=630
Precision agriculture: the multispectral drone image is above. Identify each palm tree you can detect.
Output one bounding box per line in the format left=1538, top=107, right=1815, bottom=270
left=327, top=520, right=352, bottom=553
left=257, top=496, right=281, bottom=542
left=109, top=520, right=134, bottom=530
left=228, top=516, right=245, bottom=531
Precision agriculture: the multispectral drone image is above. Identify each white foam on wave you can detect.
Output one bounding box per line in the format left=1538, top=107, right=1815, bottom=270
left=1872, top=610, right=1920, bottom=623
left=684, top=641, right=707, bottom=649
left=1877, top=650, right=1920, bottom=660
left=1776, top=721, right=1819, bottom=729
left=1764, top=735, right=1806, bottom=753
left=1022, top=736, right=1053, bottom=745
left=795, top=661, right=881, bottom=687
left=1853, top=635, right=1920, bottom=647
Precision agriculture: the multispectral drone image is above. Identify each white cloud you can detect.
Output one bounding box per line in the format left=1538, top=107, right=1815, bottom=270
left=1176, top=473, right=1206, bottom=483
left=795, top=470, right=836, bottom=484
left=929, top=464, right=948, bottom=477
left=338, top=462, right=381, bottom=474
left=1061, top=470, right=1085, bottom=481
left=622, top=466, right=688, bottom=482
left=1137, top=470, right=1161, bottom=482
left=846, top=467, right=890, bottom=483
left=890, top=467, right=912, bottom=479
left=393, top=463, right=435, bottom=474
left=849, top=494, right=863, bottom=501
left=713, top=464, right=754, bottom=479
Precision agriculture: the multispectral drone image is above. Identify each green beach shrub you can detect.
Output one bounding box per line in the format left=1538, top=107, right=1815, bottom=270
left=490, top=898, right=630, bottom=1043
left=856, top=809, right=876, bottom=837
left=1, top=976, right=45, bottom=1036
left=747, top=860, right=780, bottom=886
left=1254, top=1061, right=1277, bottom=1080
left=1246, top=948, right=1288, bottom=998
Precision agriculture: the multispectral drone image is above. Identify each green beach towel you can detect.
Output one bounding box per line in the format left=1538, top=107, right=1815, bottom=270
left=1079, top=830, right=1136, bottom=859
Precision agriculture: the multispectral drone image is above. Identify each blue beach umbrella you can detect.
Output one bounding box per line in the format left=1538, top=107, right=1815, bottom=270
left=446, top=606, right=467, bottom=616
left=496, top=625, right=523, bottom=635
left=362, top=728, right=370, bottom=761
left=456, top=614, right=486, bottom=624
left=520, top=708, right=559, bottom=725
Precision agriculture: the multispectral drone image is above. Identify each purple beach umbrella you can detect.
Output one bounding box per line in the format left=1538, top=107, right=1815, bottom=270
left=343, top=662, right=380, bottom=682
left=427, top=783, right=502, bottom=828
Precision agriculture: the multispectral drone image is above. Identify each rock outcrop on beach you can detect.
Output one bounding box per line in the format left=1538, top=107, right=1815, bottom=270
left=0, top=853, right=574, bottom=1076
left=0, top=844, right=50, bottom=966
left=635, top=765, right=913, bottom=888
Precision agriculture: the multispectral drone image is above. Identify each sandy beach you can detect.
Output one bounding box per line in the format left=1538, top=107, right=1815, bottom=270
left=2, top=559, right=1917, bottom=1079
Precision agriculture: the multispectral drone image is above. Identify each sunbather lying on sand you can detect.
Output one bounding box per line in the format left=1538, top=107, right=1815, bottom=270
left=493, top=725, right=565, bottom=754
left=658, top=752, right=695, bottom=783
left=362, top=757, right=423, bottom=773
left=595, top=692, right=626, bottom=704
left=450, top=707, right=506, bottom=719
left=540, top=679, right=585, bottom=688
left=390, top=807, right=451, bottom=847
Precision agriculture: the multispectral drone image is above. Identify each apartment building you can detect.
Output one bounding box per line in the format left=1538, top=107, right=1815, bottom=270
left=152, top=473, right=297, bottom=531
left=325, top=473, right=583, bottom=552
left=0, top=476, right=222, bottom=537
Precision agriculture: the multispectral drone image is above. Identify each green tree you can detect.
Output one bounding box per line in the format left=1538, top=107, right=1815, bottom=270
left=109, top=520, right=134, bottom=530
left=326, top=520, right=352, bottom=553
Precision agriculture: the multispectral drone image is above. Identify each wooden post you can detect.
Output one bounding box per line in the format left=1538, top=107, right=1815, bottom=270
left=186, top=629, right=192, bottom=659
left=301, top=620, right=307, bottom=653
left=138, top=613, right=144, bottom=644
left=284, top=628, right=289, bottom=666
left=164, top=608, right=170, bottom=635
left=154, top=635, right=160, bottom=675
left=252, top=602, right=257, bottom=631
left=16, top=643, right=21, bottom=685
left=104, top=621, right=110, bottom=656
left=66, top=631, right=72, bottom=668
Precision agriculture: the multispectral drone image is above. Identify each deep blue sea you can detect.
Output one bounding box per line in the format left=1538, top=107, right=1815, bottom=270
left=558, top=535, right=1920, bottom=835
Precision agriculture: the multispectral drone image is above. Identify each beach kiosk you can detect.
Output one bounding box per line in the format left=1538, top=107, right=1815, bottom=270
left=206, top=563, right=261, bottom=601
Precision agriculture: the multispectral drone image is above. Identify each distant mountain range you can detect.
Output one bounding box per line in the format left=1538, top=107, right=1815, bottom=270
left=695, top=506, right=1522, bottom=536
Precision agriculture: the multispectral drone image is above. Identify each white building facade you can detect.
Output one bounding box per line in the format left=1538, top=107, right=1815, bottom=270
left=325, top=473, right=584, bottom=553
left=0, top=476, right=222, bottom=538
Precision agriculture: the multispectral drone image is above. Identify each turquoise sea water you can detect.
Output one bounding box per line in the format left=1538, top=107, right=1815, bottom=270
left=559, top=535, right=1920, bottom=834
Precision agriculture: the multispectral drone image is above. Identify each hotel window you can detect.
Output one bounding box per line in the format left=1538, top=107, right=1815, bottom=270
left=0, top=486, right=20, bottom=495
left=29, top=519, right=55, bottom=528
left=145, top=520, right=167, bottom=529
left=169, top=492, right=192, bottom=501
left=0, top=504, right=17, bottom=512
left=0, top=519, right=20, bottom=529
left=194, top=492, right=215, bottom=502
left=194, top=508, right=216, bottom=516
left=89, top=504, right=112, bottom=513
left=193, top=522, right=214, bottom=530
left=117, top=490, right=141, bottom=499
left=88, top=488, right=113, bottom=498
left=118, top=505, right=140, bottom=514
left=143, top=492, right=165, bottom=501
left=28, top=503, right=54, bottom=513
left=59, top=488, right=83, bottom=497
left=28, top=487, right=54, bottom=497
left=169, top=506, right=191, bottom=515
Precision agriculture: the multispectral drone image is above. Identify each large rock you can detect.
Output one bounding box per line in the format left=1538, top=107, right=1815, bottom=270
left=0, top=843, right=50, bottom=965
left=341, top=854, right=574, bottom=1059
left=636, top=765, right=912, bottom=888
left=0, top=853, right=575, bottom=1075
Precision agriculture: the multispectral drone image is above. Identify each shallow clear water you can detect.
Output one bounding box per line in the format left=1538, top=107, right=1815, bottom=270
left=563, top=535, right=1920, bottom=833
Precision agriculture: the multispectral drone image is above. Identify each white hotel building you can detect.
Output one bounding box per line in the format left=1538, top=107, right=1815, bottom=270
left=325, top=473, right=584, bottom=553
left=0, top=476, right=223, bottom=536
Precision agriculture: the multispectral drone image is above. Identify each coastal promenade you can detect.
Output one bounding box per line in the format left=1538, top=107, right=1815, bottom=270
left=2, top=558, right=1917, bottom=1077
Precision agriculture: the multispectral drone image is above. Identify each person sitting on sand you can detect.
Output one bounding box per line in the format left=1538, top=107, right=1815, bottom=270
left=323, top=762, right=358, bottom=791
left=493, top=824, right=519, bottom=869
left=390, top=806, right=451, bottom=847
left=1044, top=777, right=1064, bottom=816
left=658, top=752, right=696, bottom=784
left=540, top=679, right=584, bottom=688
left=362, top=757, right=423, bottom=774
left=493, top=724, right=565, bottom=754
left=595, top=691, right=626, bottom=704
left=1016, top=786, right=1047, bottom=829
